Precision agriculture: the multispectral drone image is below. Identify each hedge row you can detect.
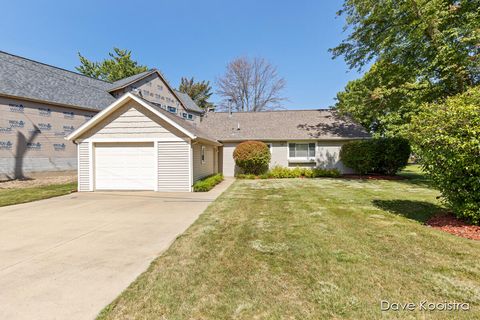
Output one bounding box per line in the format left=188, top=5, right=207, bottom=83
left=340, top=137, right=411, bottom=175
left=237, top=166, right=340, bottom=179
left=193, top=173, right=224, bottom=192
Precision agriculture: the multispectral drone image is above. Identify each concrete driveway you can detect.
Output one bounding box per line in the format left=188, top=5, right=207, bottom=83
left=0, top=178, right=233, bottom=320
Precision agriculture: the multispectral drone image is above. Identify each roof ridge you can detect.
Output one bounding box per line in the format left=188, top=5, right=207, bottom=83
left=0, top=50, right=114, bottom=84
left=211, top=109, right=334, bottom=113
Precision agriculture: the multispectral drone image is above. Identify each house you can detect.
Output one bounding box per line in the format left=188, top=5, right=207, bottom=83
left=0, top=51, right=370, bottom=191
left=0, top=51, right=203, bottom=180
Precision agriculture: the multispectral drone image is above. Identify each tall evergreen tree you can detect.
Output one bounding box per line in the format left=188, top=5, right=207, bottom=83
left=178, top=77, right=214, bottom=110
left=76, top=48, right=148, bottom=82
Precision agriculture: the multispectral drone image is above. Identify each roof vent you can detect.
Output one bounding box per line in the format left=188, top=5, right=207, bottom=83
left=237, top=122, right=240, bottom=130
left=132, top=88, right=142, bottom=97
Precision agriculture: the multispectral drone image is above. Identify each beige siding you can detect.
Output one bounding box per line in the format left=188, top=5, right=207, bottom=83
left=221, top=141, right=288, bottom=177
left=110, top=73, right=202, bottom=124
left=82, top=102, right=186, bottom=140
left=158, top=141, right=191, bottom=192
left=220, top=142, right=238, bottom=177
left=78, top=142, right=90, bottom=191
left=269, top=142, right=288, bottom=167
left=220, top=140, right=353, bottom=176
left=192, top=143, right=215, bottom=182
left=316, top=141, right=353, bottom=173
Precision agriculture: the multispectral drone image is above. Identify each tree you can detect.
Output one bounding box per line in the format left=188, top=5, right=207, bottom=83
left=332, top=0, right=480, bottom=136
left=409, top=86, right=480, bottom=224
left=335, top=60, right=437, bottom=136
left=178, top=77, right=214, bottom=110
left=216, top=57, right=286, bottom=112
left=76, top=48, right=148, bottom=82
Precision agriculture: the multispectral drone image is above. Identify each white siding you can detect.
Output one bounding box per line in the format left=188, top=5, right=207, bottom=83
left=78, top=142, right=90, bottom=191
left=192, top=143, right=215, bottom=182
left=83, top=103, right=184, bottom=140
left=158, top=141, right=191, bottom=192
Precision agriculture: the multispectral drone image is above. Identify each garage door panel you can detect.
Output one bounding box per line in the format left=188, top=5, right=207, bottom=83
left=95, top=143, right=155, bottom=190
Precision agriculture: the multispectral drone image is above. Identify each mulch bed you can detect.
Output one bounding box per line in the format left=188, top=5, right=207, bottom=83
left=341, top=174, right=405, bottom=180
left=427, top=213, right=480, bottom=240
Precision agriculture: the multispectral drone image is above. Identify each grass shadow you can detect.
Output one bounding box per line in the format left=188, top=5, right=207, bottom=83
left=372, top=199, right=446, bottom=223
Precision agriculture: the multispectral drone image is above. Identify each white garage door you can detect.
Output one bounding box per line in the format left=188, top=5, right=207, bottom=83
left=95, top=143, right=155, bottom=190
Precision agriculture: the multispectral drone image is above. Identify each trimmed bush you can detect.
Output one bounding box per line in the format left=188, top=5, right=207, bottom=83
left=236, top=166, right=341, bottom=179
left=233, top=141, right=271, bottom=175
left=193, top=173, right=224, bottom=192
left=339, top=141, right=376, bottom=174
left=410, top=87, right=480, bottom=224
left=375, top=138, right=412, bottom=175
left=340, top=138, right=410, bottom=175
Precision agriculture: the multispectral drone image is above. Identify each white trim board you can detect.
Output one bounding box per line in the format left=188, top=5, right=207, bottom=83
left=66, top=92, right=197, bottom=141
left=83, top=137, right=186, bottom=143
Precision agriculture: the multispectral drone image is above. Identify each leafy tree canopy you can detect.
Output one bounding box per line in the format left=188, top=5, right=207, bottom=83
left=76, top=48, right=148, bottom=82
left=178, top=77, right=214, bottom=110
left=332, top=0, right=480, bottom=136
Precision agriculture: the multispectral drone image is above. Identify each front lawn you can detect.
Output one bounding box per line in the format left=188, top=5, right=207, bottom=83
left=98, top=170, right=480, bottom=319
left=0, top=182, right=76, bottom=207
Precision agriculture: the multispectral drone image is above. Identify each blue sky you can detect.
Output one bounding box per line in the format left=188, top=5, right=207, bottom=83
left=0, top=0, right=361, bottom=109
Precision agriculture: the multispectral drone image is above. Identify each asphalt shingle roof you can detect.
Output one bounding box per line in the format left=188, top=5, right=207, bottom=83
left=0, top=51, right=369, bottom=142
left=0, top=51, right=116, bottom=110
left=173, top=90, right=205, bottom=114
left=198, top=110, right=371, bottom=141
left=135, top=95, right=219, bottom=143
left=108, top=70, right=156, bottom=91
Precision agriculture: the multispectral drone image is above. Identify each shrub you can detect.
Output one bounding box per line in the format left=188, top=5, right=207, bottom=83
left=193, top=173, right=224, bottom=192
left=233, top=141, right=271, bottom=175
left=410, top=87, right=480, bottom=224
left=312, top=168, right=341, bottom=178
left=339, top=141, right=376, bottom=174
left=340, top=138, right=410, bottom=175
left=267, top=166, right=340, bottom=179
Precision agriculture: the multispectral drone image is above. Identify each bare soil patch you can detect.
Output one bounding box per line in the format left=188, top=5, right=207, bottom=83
left=0, top=171, right=77, bottom=189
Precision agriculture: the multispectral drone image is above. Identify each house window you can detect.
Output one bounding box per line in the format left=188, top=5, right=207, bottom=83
left=167, top=106, right=177, bottom=113
left=288, top=143, right=315, bottom=160
left=182, top=113, right=195, bottom=121
left=201, top=146, right=206, bottom=164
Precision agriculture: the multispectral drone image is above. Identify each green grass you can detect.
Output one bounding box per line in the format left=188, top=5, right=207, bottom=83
left=98, top=170, right=480, bottom=320
left=0, top=182, right=77, bottom=207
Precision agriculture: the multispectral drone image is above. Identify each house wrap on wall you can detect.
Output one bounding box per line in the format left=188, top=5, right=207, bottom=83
left=0, top=51, right=370, bottom=190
